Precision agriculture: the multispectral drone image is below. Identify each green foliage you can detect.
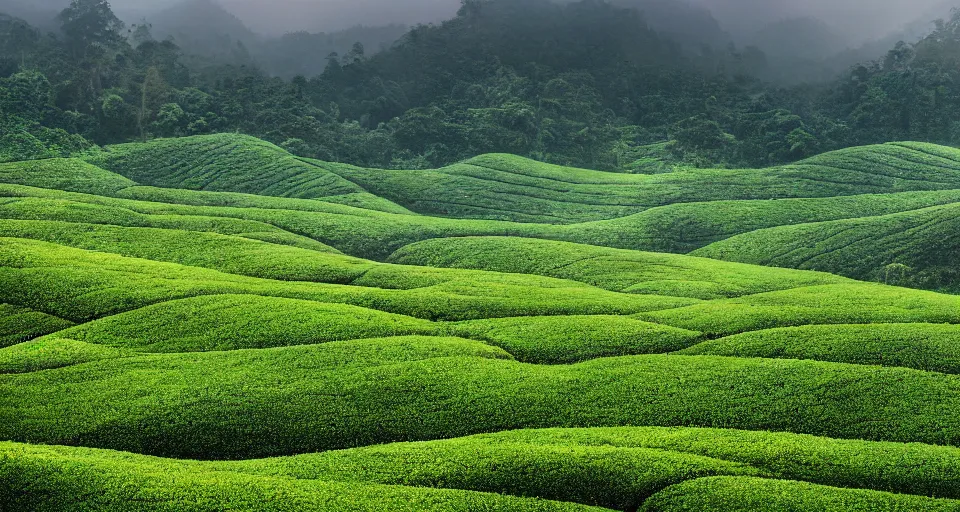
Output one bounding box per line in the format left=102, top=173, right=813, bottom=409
left=328, top=143, right=960, bottom=223
left=0, top=159, right=133, bottom=195
left=5, top=343, right=960, bottom=459
left=389, top=237, right=846, bottom=300
left=0, top=219, right=371, bottom=283
left=645, top=476, right=960, bottom=511
left=57, top=0, right=126, bottom=60
left=0, top=338, right=131, bottom=374
left=681, top=324, right=960, bottom=374
left=53, top=294, right=438, bottom=352
left=0, top=304, right=73, bottom=348
left=446, top=316, right=702, bottom=364
left=0, top=71, right=93, bottom=162
left=85, top=134, right=408, bottom=213
left=0, top=237, right=688, bottom=323
left=478, top=427, right=960, bottom=500
left=563, top=187, right=960, bottom=253
left=6, top=1, right=960, bottom=508
left=640, top=284, right=960, bottom=336
left=10, top=425, right=960, bottom=511
left=10, top=137, right=960, bottom=263
left=5, top=0, right=960, bottom=172
left=641, top=477, right=960, bottom=511
left=694, top=195, right=960, bottom=293
left=0, top=440, right=599, bottom=512
left=0, top=195, right=336, bottom=251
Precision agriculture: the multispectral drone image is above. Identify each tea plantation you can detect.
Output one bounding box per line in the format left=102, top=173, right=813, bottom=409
left=5, top=134, right=960, bottom=510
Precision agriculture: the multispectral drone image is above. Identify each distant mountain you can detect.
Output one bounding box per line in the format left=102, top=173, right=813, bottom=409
left=221, top=0, right=732, bottom=50
left=255, top=24, right=409, bottom=79
left=690, top=0, right=948, bottom=44
left=221, top=0, right=457, bottom=35
left=133, top=0, right=409, bottom=78
left=143, top=0, right=259, bottom=62
left=616, top=0, right=731, bottom=50
left=745, top=17, right=851, bottom=61
left=552, top=0, right=731, bottom=52
left=821, top=3, right=956, bottom=78
left=0, top=0, right=58, bottom=31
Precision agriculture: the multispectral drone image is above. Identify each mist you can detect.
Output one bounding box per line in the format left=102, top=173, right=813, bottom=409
left=164, top=0, right=951, bottom=40
left=693, top=0, right=951, bottom=43
left=9, top=0, right=955, bottom=41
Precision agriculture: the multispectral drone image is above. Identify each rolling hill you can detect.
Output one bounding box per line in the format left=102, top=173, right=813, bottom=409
left=693, top=199, right=960, bottom=292
left=6, top=133, right=960, bottom=510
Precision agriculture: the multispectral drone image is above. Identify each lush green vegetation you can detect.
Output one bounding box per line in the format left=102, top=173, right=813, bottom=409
left=7, top=5, right=960, bottom=500
left=0, top=237, right=693, bottom=323
left=51, top=294, right=438, bottom=352
left=1, top=439, right=603, bottom=512
left=8, top=127, right=960, bottom=508
left=10, top=136, right=960, bottom=266
left=681, top=324, right=960, bottom=373
left=9, top=0, right=960, bottom=174
left=641, top=477, right=960, bottom=512
left=326, top=143, right=960, bottom=223
left=10, top=425, right=960, bottom=511
left=0, top=157, right=135, bottom=195
left=8, top=340, right=960, bottom=459
left=0, top=304, right=73, bottom=348
left=388, top=236, right=848, bottom=299
left=86, top=134, right=413, bottom=213
left=694, top=198, right=960, bottom=293
left=638, top=284, right=960, bottom=336
left=8, top=138, right=960, bottom=509
left=446, top=316, right=701, bottom=364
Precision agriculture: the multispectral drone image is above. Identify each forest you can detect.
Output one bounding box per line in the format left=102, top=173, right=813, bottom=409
left=3, top=0, right=960, bottom=171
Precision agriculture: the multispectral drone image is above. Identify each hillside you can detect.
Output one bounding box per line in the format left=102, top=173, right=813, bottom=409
left=144, top=0, right=260, bottom=62
left=7, top=134, right=960, bottom=509
left=693, top=201, right=960, bottom=291
left=17, top=133, right=959, bottom=292
left=688, top=143, right=960, bottom=291
left=323, top=142, right=960, bottom=223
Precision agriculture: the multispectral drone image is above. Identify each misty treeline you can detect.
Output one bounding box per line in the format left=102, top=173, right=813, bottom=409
left=3, top=0, right=960, bottom=170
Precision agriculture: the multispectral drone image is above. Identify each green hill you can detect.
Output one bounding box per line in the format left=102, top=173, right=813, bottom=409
left=325, top=142, right=960, bottom=223
left=6, top=339, right=960, bottom=459
left=693, top=201, right=960, bottom=292
left=7, top=426, right=960, bottom=511
left=86, top=134, right=413, bottom=214
left=387, top=236, right=848, bottom=299
left=7, top=134, right=960, bottom=510
left=8, top=136, right=960, bottom=264
left=680, top=323, right=960, bottom=373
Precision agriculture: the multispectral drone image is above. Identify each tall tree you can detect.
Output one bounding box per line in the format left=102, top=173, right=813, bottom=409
left=57, top=0, right=125, bottom=61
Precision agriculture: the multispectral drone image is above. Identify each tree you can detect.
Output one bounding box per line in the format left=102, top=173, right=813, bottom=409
left=343, top=43, right=365, bottom=65
left=58, top=0, right=125, bottom=60
left=786, top=127, right=819, bottom=159
left=1, top=71, right=51, bottom=123
left=0, top=14, right=41, bottom=73
left=153, top=103, right=186, bottom=137
left=100, top=93, right=131, bottom=141
left=138, top=66, right=165, bottom=141
left=130, top=19, right=154, bottom=47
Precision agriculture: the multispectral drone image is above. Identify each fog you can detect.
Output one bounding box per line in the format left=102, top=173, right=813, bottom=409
left=7, top=0, right=957, bottom=44
left=219, top=0, right=457, bottom=34
left=692, top=0, right=952, bottom=43
left=145, top=0, right=953, bottom=41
